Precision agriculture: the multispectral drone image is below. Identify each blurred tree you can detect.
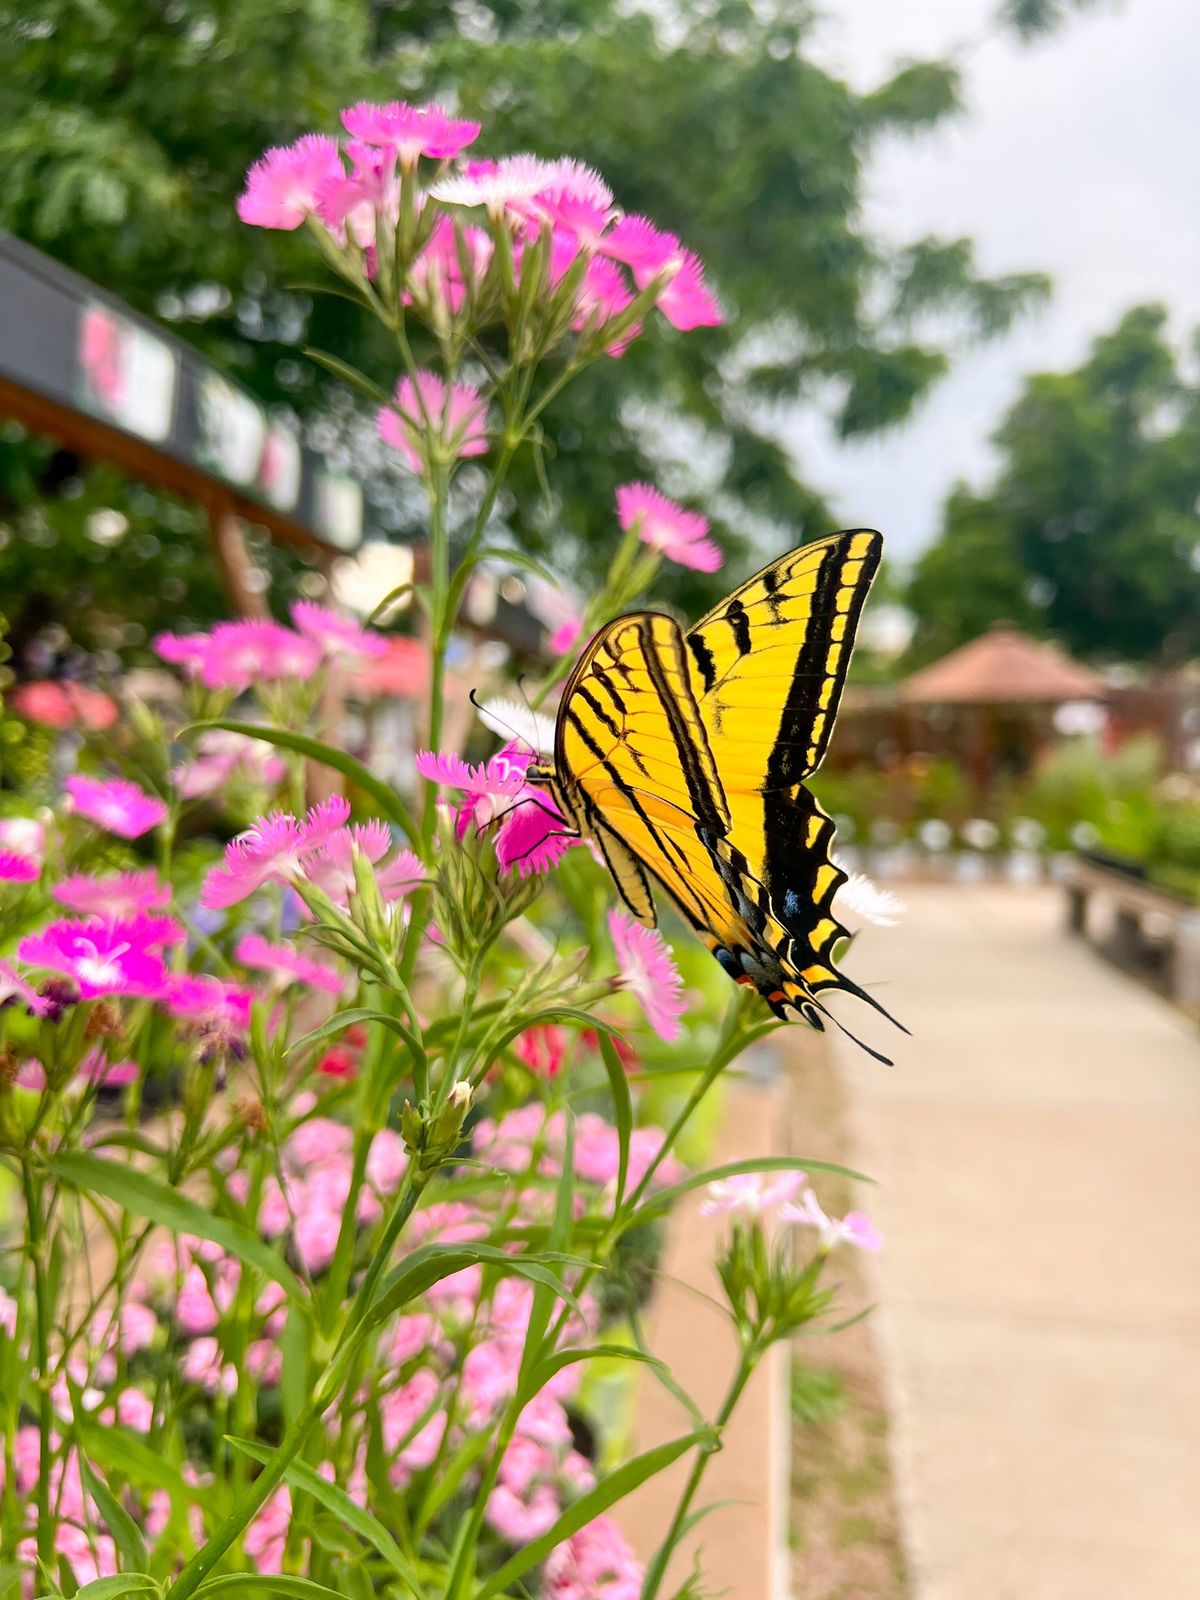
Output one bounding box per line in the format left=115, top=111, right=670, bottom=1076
left=906, top=305, right=1200, bottom=668
left=0, top=0, right=1087, bottom=660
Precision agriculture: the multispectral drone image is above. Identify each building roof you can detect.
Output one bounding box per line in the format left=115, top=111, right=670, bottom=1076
left=901, top=623, right=1106, bottom=706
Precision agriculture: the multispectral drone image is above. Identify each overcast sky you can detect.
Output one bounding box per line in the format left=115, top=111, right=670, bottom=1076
left=786, top=0, right=1200, bottom=567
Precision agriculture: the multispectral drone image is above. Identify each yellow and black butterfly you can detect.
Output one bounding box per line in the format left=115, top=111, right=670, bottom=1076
left=527, top=527, right=902, bottom=1058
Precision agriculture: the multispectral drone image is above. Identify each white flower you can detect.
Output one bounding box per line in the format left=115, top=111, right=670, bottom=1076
left=834, top=871, right=906, bottom=928
left=475, top=696, right=556, bottom=759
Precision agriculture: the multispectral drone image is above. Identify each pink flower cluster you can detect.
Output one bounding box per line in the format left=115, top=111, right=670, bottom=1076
left=200, top=796, right=426, bottom=913
left=544, top=1516, right=644, bottom=1600
left=248, top=1115, right=407, bottom=1275
left=236, top=104, right=720, bottom=359
left=155, top=603, right=385, bottom=693
left=432, top=155, right=722, bottom=338
left=473, top=1103, right=683, bottom=1194
left=172, top=728, right=286, bottom=802
left=416, top=742, right=575, bottom=878
left=699, top=1169, right=883, bottom=1254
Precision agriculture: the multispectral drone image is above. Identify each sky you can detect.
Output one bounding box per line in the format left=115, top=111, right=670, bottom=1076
left=788, top=0, right=1200, bottom=568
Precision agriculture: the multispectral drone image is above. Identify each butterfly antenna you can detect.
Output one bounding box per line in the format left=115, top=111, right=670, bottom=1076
left=803, top=988, right=896, bottom=1068
left=467, top=686, right=538, bottom=757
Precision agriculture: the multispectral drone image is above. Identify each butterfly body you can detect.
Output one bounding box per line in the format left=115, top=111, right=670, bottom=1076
left=529, top=528, right=900, bottom=1048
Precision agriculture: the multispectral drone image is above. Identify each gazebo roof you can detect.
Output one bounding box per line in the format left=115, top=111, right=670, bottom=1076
left=901, top=623, right=1106, bottom=706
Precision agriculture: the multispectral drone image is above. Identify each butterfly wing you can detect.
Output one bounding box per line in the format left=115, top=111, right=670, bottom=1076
left=554, top=529, right=897, bottom=1047
left=683, top=529, right=885, bottom=1012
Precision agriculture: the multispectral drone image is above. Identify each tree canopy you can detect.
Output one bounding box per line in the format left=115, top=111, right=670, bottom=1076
left=0, top=0, right=1086, bottom=664
left=906, top=305, right=1200, bottom=669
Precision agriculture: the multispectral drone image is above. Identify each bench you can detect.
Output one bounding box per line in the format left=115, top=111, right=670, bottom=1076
left=1063, top=856, right=1200, bottom=1015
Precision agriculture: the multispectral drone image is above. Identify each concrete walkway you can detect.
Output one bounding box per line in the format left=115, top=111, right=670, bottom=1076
left=835, top=883, right=1200, bottom=1600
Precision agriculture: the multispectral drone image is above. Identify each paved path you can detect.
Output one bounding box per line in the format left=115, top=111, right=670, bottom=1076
left=835, top=883, right=1200, bottom=1600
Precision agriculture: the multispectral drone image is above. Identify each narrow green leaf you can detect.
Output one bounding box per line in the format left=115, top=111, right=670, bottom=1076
left=79, top=1455, right=149, bottom=1573
left=76, top=1417, right=215, bottom=1513
left=365, top=1244, right=586, bottom=1330
left=288, top=1007, right=425, bottom=1078
left=597, top=1034, right=633, bottom=1209
left=46, top=1153, right=305, bottom=1304
left=180, top=720, right=418, bottom=843
left=302, top=348, right=394, bottom=409
left=196, top=1580, right=346, bottom=1600
left=37, top=1579, right=158, bottom=1600
left=474, top=1433, right=709, bottom=1600
left=227, top=1440, right=421, bottom=1595
left=279, top=1302, right=310, bottom=1429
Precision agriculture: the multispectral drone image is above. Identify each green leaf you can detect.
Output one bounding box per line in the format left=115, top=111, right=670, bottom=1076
left=279, top=1302, right=310, bottom=1429
left=474, top=1432, right=710, bottom=1600
left=226, top=1440, right=421, bottom=1595
left=196, top=1581, right=346, bottom=1600
left=79, top=1455, right=149, bottom=1573
left=302, top=348, right=394, bottom=409
left=36, top=1579, right=159, bottom=1600
left=365, top=1243, right=587, bottom=1331
left=288, top=1007, right=425, bottom=1080
left=180, top=720, right=418, bottom=844
left=597, top=1034, right=633, bottom=1208
left=76, top=1417, right=215, bottom=1513
left=45, top=1153, right=305, bottom=1304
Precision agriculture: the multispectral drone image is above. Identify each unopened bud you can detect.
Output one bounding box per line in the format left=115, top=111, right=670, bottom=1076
left=400, top=1098, right=424, bottom=1154
left=233, top=1096, right=267, bottom=1133
left=84, top=1002, right=124, bottom=1043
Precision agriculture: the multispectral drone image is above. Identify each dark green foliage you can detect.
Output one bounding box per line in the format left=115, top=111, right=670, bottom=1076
left=1, top=0, right=1066, bottom=654
left=906, top=306, right=1200, bottom=667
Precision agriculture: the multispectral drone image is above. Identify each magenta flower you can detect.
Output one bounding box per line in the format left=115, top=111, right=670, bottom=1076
left=601, top=215, right=722, bottom=330
left=615, top=482, right=722, bottom=574
left=65, top=775, right=168, bottom=840
left=237, top=135, right=344, bottom=230
left=290, top=601, right=388, bottom=661
left=162, top=975, right=255, bottom=1064
left=781, top=1189, right=884, bottom=1254
left=235, top=933, right=346, bottom=996
left=18, top=918, right=175, bottom=1001
left=0, top=850, right=38, bottom=883
left=199, top=797, right=351, bottom=910
left=698, top=1171, right=807, bottom=1218
left=377, top=370, right=490, bottom=475
left=315, top=139, right=395, bottom=243
left=54, top=869, right=172, bottom=919
left=0, top=959, right=50, bottom=1017
left=199, top=621, right=322, bottom=691
left=415, top=745, right=574, bottom=877
left=301, top=820, right=422, bottom=909
left=607, top=909, right=686, bottom=1041
left=547, top=614, right=584, bottom=657
left=153, top=631, right=215, bottom=680
left=0, top=816, right=45, bottom=865
left=341, top=100, right=480, bottom=167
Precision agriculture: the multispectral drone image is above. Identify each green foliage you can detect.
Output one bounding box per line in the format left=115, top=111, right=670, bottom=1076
left=1, top=0, right=1055, bottom=654
left=907, top=306, right=1200, bottom=667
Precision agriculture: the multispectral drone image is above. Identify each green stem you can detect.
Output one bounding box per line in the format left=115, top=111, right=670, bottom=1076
left=22, top=1160, right=53, bottom=1569
left=640, top=1349, right=759, bottom=1600
left=165, top=1168, right=426, bottom=1597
